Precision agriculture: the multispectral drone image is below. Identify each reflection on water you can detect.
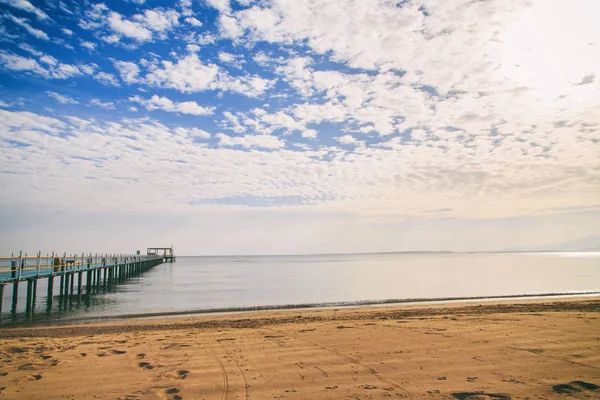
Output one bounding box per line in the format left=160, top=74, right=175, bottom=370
left=2, top=252, right=599, bottom=325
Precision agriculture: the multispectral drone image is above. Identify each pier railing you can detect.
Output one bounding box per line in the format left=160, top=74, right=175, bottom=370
left=0, top=251, right=168, bottom=318
left=0, top=252, right=163, bottom=283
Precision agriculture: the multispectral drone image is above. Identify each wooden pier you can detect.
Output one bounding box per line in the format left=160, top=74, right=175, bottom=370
left=0, top=247, right=175, bottom=318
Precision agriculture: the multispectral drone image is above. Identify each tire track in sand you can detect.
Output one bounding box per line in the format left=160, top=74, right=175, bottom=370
left=210, top=333, right=249, bottom=400
left=195, top=332, right=229, bottom=400
left=212, top=349, right=229, bottom=400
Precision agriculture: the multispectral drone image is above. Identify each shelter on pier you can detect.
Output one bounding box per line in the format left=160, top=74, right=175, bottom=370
left=147, top=247, right=176, bottom=263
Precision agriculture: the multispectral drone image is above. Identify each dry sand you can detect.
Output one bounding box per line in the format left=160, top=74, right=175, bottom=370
left=1, top=298, right=599, bottom=399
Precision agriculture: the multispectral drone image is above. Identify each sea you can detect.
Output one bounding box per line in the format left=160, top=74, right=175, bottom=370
left=1, top=252, right=599, bottom=326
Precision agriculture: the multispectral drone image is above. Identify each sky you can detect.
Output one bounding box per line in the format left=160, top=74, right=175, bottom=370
left=0, top=0, right=599, bottom=256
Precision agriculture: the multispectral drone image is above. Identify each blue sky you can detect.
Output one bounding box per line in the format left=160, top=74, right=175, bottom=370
left=0, top=0, right=599, bottom=255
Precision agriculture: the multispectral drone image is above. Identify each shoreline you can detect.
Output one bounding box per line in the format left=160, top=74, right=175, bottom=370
left=2, top=295, right=599, bottom=337
left=2, top=290, right=599, bottom=330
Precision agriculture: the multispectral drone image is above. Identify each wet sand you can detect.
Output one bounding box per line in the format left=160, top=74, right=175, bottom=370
left=1, top=298, right=599, bottom=399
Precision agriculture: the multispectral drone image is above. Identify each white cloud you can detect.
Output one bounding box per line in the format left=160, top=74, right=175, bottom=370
left=0, top=51, right=49, bottom=77
left=216, top=132, right=285, bottom=149
left=113, top=60, right=140, bottom=83
left=145, top=53, right=219, bottom=92
left=18, top=43, right=42, bottom=56
left=0, top=0, right=49, bottom=20
left=90, top=98, right=116, bottom=109
left=81, top=41, right=96, bottom=51
left=409, top=129, right=428, bottom=141
left=46, top=91, right=78, bottom=104
left=174, top=126, right=211, bottom=139
left=219, top=14, right=243, bottom=39
left=0, top=51, right=94, bottom=81
left=39, top=55, right=57, bottom=66
left=218, top=52, right=245, bottom=69
left=52, top=63, right=82, bottom=79
left=9, top=15, right=49, bottom=40
left=101, top=34, right=120, bottom=44
left=82, top=6, right=180, bottom=45
left=222, top=111, right=246, bottom=133
left=95, top=71, right=120, bottom=87
left=78, top=63, right=95, bottom=76
left=206, top=0, right=230, bottom=13
left=186, top=44, right=200, bottom=53
left=130, top=95, right=215, bottom=116
left=301, top=129, right=317, bottom=139
left=142, top=53, right=273, bottom=97
left=185, top=17, right=202, bottom=27
left=0, top=106, right=598, bottom=235
left=107, top=11, right=152, bottom=42
left=62, top=28, right=73, bottom=35
left=336, top=134, right=357, bottom=145
left=135, top=9, right=179, bottom=33
left=58, top=1, right=73, bottom=15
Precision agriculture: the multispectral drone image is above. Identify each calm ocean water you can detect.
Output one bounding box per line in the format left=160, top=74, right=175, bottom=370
left=1, top=252, right=599, bottom=325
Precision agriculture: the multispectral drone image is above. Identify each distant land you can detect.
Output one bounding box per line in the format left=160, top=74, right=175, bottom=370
left=500, top=235, right=600, bottom=253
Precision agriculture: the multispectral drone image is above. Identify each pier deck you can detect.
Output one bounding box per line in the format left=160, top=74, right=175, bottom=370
left=0, top=254, right=162, bottom=283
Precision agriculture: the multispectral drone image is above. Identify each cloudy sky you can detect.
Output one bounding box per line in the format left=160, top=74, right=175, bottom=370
left=0, top=0, right=598, bottom=255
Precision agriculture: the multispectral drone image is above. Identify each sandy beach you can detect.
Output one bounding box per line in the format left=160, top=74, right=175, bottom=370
left=1, top=298, right=599, bottom=399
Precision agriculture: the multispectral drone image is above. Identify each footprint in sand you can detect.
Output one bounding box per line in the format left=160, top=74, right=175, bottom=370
left=136, top=353, right=145, bottom=359
left=177, top=370, right=189, bottom=379
left=111, top=349, right=127, bottom=355
left=138, top=362, right=154, bottom=370
left=23, top=374, right=42, bottom=381
left=553, top=381, right=600, bottom=395
left=17, top=363, right=35, bottom=371
left=7, top=347, right=28, bottom=354
left=164, top=387, right=182, bottom=400
left=165, top=369, right=189, bottom=380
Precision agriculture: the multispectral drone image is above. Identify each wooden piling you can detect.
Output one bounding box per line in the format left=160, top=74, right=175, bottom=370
left=32, top=279, right=37, bottom=309
left=0, top=284, right=4, bottom=316
left=47, top=276, right=54, bottom=304
left=26, top=280, right=33, bottom=312
left=86, top=270, right=92, bottom=295
left=11, top=282, right=18, bottom=312
left=77, top=272, right=83, bottom=296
